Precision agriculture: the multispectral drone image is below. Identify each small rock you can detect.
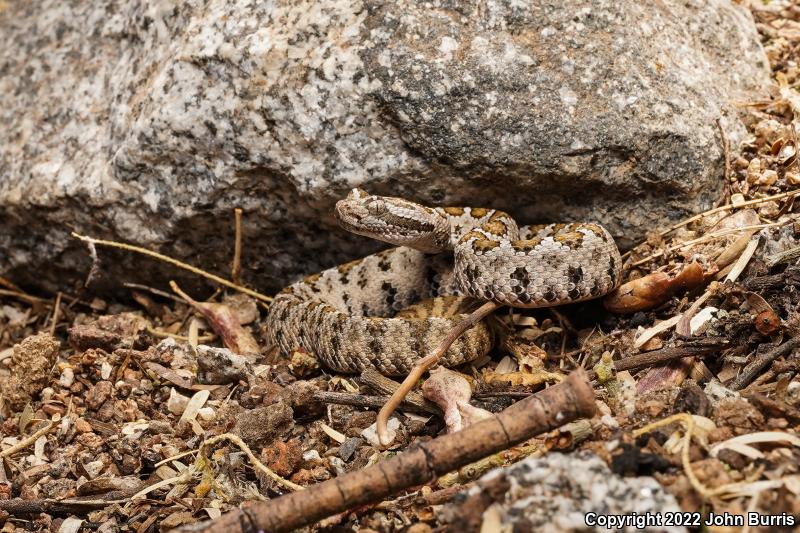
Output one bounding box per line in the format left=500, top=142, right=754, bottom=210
left=240, top=379, right=285, bottom=409
left=114, top=380, right=133, bottom=398
left=39, top=478, right=76, bottom=500
left=338, top=437, right=362, bottom=462
left=714, top=397, right=764, bottom=434
left=68, top=325, right=122, bottom=353
left=121, top=454, right=139, bottom=475
left=439, top=452, right=685, bottom=532
left=289, top=465, right=331, bottom=485
left=301, top=449, right=322, bottom=464
left=282, top=380, right=325, bottom=417
left=638, top=399, right=667, bottom=419
left=361, top=418, right=400, bottom=447
left=40, top=387, right=55, bottom=402
left=233, top=401, right=295, bottom=449
left=328, top=456, right=346, bottom=476
left=166, top=388, right=190, bottom=416
left=147, top=420, right=174, bottom=435
left=83, top=460, right=105, bottom=479
left=74, top=418, right=93, bottom=434
left=704, top=379, right=739, bottom=407
left=196, top=345, right=252, bottom=384
left=260, top=439, right=303, bottom=478
left=222, top=293, right=259, bottom=325
left=41, top=402, right=65, bottom=416
left=76, top=432, right=105, bottom=453
left=0, top=333, right=60, bottom=411
left=344, top=411, right=377, bottom=437
left=68, top=313, right=148, bottom=351
left=59, top=368, right=75, bottom=388
left=85, top=381, right=113, bottom=411
left=674, top=380, right=711, bottom=417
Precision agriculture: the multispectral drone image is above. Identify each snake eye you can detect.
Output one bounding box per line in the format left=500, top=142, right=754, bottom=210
left=365, top=198, right=387, bottom=216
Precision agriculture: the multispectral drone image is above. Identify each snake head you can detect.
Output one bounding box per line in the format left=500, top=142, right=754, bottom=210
left=335, top=189, right=450, bottom=253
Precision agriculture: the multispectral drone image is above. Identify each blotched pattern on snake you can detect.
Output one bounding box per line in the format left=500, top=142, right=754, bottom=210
left=266, top=189, right=622, bottom=376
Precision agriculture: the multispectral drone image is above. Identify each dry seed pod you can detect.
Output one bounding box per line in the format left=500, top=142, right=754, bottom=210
left=755, top=311, right=781, bottom=336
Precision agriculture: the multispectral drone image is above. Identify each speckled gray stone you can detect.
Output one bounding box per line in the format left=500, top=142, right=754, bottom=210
left=0, top=0, right=771, bottom=293
left=440, top=451, right=687, bottom=532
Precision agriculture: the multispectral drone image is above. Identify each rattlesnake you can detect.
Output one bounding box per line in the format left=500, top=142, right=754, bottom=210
left=266, top=189, right=622, bottom=376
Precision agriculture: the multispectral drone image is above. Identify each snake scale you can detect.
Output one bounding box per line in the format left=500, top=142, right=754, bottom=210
left=266, top=189, right=622, bottom=376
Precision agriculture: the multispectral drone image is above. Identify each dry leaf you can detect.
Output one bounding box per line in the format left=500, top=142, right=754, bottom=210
left=173, top=285, right=260, bottom=355
left=604, top=262, right=706, bottom=313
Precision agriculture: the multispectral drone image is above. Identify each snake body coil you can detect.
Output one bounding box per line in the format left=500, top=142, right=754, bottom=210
left=266, top=189, right=622, bottom=376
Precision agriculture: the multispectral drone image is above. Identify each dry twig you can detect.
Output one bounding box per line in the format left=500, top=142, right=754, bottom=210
left=48, top=291, right=62, bottom=337
left=588, top=339, right=729, bottom=382
left=0, top=420, right=56, bottom=459
left=729, top=337, right=800, bottom=391
left=312, top=391, right=441, bottom=416
left=0, top=288, right=48, bottom=305
left=764, top=244, right=800, bottom=268
left=231, top=208, right=243, bottom=285
left=71, top=232, right=272, bottom=304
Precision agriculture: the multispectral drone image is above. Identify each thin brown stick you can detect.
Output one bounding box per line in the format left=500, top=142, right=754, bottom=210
left=0, top=275, right=22, bottom=292
left=181, top=369, right=596, bottom=533
left=48, top=291, right=62, bottom=337
left=729, top=337, right=800, bottom=391
left=745, top=267, right=800, bottom=291
left=0, top=421, right=55, bottom=458
left=123, top=282, right=185, bottom=303
left=231, top=208, right=243, bottom=285
left=0, top=288, right=48, bottom=305
left=359, top=369, right=439, bottom=415
left=71, top=232, right=272, bottom=304
left=587, top=338, right=729, bottom=381
left=312, top=391, right=442, bottom=416
left=376, top=301, right=501, bottom=445
left=0, top=496, right=130, bottom=516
